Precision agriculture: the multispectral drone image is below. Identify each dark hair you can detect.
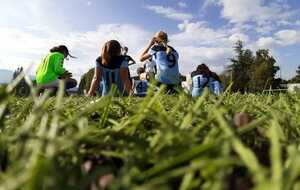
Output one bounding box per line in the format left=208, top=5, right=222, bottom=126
left=50, top=45, right=69, bottom=58
left=137, top=67, right=145, bottom=75
left=101, top=40, right=122, bottom=65
left=196, top=64, right=221, bottom=82
left=196, top=64, right=211, bottom=76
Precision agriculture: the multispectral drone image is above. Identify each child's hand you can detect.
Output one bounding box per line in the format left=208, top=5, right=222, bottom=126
left=61, top=71, right=72, bottom=79
left=149, top=37, right=156, bottom=46
left=86, top=91, right=95, bottom=97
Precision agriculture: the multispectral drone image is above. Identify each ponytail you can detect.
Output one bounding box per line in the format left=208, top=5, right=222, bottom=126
left=101, top=43, right=111, bottom=65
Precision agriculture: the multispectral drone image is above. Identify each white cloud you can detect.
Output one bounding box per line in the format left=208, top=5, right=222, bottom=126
left=205, top=0, right=291, bottom=23
left=275, top=30, right=300, bottom=46
left=0, top=24, right=151, bottom=79
left=175, top=46, right=232, bottom=73
left=202, top=0, right=218, bottom=10
left=172, top=21, right=250, bottom=49
left=0, top=1, right=73, bottom=33
left=255, top=37, right=279, bottom=49
left=178, top=2, right=187, bottom=8
left=145, top=5, right=193, bottom=21
left=203, top=0, right=299, bottom=34
left=255, top=22, right=276, bottom=34
left=169, top=21, right=249, bottom=73
left=228, top=33, right=250, bottom=43
left=172, top=21, right=228, bottom=46
left=254, top=29, right=300, bottom=49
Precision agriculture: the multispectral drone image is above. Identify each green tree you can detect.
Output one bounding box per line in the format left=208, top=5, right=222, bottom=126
left=219, top=72, right=231, bottom=90
left=78, top=68, right=95, bottom=95
left=296, top=65, right=300, bottom=81
left=290, top=65, right=300, bottom=83
left=248, top=49, right=279, bottom=92
left=226, top=41, right=280, bottom=92
left=227, top=41, right=254, bottom=92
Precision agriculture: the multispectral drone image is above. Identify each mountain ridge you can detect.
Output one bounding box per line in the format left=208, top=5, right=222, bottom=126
left=0, top=69, right=13, bottom=84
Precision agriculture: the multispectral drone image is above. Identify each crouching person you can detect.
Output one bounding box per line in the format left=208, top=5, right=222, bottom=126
left=36, top=45, right=77, bottom=93
left=88, top=40, right=132, bottom=96
left=191, top=64, right=223, bottom=97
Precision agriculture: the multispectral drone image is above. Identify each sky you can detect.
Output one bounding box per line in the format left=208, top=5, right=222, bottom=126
left=0, top=0, right=300, bottom=80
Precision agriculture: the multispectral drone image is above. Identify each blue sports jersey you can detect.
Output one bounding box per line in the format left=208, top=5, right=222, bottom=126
left=134, top=80, right=149, bottom=97
left=191, top=74, right=223, bottom=97
left=150, top=45, right=180, bottom=85
left=96, top=56, right=129, bottom=96
left=192, top=75, right=209, bottom=89
left=209, top=80, right=223, bottom=95
left=191, top=74, right=209, bottom=97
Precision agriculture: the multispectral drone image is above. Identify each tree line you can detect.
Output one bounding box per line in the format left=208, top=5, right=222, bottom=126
left=289, top=65, right=300, bottom=83
left=220, top=40, right=281, bottom=93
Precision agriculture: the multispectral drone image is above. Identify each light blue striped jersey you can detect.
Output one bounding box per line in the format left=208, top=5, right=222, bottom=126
left=192, top=75, right=209, bottom=89
left=191, top=71, right=223, bottom=97
left=96, top=56, right=129, bottom=96
left=150, top=45, right=180, bottom=85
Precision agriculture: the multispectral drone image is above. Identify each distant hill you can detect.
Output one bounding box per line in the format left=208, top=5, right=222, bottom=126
left=0, top=69, right=13, bottom=84
left=0, top=69, right=36, bottom=85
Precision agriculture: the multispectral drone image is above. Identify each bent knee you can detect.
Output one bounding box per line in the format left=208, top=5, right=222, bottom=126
left=65, top=79, right=78, bottom=89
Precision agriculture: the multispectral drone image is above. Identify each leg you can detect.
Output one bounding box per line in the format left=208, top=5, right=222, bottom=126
left=64, top=78, right=78, bottom=90
left=38, top=80, right=59, bottom=96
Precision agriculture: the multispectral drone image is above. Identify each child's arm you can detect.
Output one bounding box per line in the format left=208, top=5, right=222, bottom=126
left=87, top=68, right=102, bottom=96
left=120, top=68, right=133, bottom=95
left=53, top=55, right=66, bottom=76
left=139, top=37, right=156, bottom=62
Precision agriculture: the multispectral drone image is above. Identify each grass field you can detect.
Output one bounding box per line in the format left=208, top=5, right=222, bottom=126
left=1, top=83, right=300, bottom=190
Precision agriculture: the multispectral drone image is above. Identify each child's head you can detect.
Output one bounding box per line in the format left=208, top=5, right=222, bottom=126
left=154, top=31, right=169, bottom=44
left=50, top=45, right=74, bottom=59
left=137, top=67, right=145, bottom=76
left=123, top=47, right=128, bottom=55
left=101, top=40, right=122, bottom=65
left=137, top=67, right=149, bottom=81
left=196, top=64, right=210, bottom=75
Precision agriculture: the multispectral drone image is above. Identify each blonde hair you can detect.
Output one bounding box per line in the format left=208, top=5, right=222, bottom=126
left=101, top=40, right=122, bottom=65
left=155, top=31, right=169, bottom=43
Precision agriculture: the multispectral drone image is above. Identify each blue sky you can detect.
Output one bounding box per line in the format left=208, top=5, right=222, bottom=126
left=0, top=0, right=300, bottom=79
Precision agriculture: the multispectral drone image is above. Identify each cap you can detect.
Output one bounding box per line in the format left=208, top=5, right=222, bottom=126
left=57, top=45, right=77, bottom=59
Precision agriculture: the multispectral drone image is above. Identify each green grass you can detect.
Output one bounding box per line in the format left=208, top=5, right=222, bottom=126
left=1, top=82, right=300, bottom=190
